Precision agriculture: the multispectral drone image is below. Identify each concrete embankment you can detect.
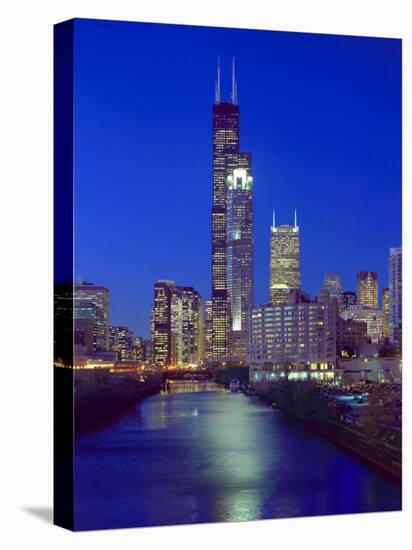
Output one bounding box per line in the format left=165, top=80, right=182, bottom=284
left=74, top=370, right=162, bottom=432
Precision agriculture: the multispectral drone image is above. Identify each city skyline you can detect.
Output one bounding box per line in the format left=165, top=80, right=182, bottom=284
left=74, top=20, right=401, bottom=337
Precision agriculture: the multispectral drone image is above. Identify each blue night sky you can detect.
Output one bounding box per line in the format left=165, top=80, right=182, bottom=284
left=73, top=18, right=401, bottom=338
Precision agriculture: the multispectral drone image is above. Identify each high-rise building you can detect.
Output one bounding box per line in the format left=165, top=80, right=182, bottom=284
left=132, top=336, right=144, bottom=363
left=342, top=290, right=357, bottom=309
left=211, top=57, right=253, bottom=358
left=110, top=326, right=134, bottom=361
left=388, top=247, right=402, bottom=345
left=323, top=272, right=343, bottom=309
left=357, top=271, right=378, bottom=308
left=340, top=305, right=383, bottom=344
left=336, top=317, right=368, bottom=357
left=269, top=211, right=300, bottom=305
left=74, top=282, right=110, bottom=351
left=226, top=155, right=253, bottom=358
left=204, top=299, right=213, bottom=359
left=153, top=280, right=203, bottom=368
left=248, top=290, right=337, bottom=380
left=382, top=287, right=389, bottom=338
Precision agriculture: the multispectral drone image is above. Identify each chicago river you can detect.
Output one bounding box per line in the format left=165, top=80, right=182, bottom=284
left=74, top=382, right=401, bottom=530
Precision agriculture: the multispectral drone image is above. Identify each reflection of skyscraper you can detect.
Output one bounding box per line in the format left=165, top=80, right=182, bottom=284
left=211, top=57, right=252, bottom=358
left=388, top=247, right=402, bottom=345
left=74, top=282, right=109, bottom=351
left=357, top=271, right=378, bottom=308
left=226, top=154, right=253, bottom=358
left=323, top=272, right=343, bottom=309
left=269, top=211, right=300, bottom=305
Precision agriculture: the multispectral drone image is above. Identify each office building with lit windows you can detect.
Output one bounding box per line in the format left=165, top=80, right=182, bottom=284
left=204, top=300, right=213, bottom=358
left=226, top=153, right=253, bottom=359
left=388, top=247, right=402, bottom=346
left=342, top=290, right=357, bottom=309
left=74, top=282, right=110, bottom=351
left=323, top=272, right=343, bottom=310
left=382, top=287, right=389, bottom=338
left=153, top=280, right=203, bottom=368
left=357, top=271, right=379, bottom=308
left=109, top=325, right=134, bottom=361
left=269, top=212, right=300, bottom=305
left=211, top=58, right=253, bottom=358
left=248, top=290, right=337, bottom=381
left=340, top=305, right=383, bottom=344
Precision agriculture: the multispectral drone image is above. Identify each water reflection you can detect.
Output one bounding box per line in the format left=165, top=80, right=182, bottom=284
left=74, top=382, right=401, bottom=530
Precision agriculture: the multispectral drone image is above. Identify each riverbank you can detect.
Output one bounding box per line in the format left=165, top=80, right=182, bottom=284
left=252, top=379, right=402, bottom=485
left=74, top=368, right=162, bottom=432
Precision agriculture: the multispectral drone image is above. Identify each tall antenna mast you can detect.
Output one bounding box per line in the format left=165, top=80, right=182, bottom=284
left=231, top=56, right=238, bottom=104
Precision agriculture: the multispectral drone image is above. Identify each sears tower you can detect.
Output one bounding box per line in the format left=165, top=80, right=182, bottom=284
left=211, top=58, right=253, bottom=359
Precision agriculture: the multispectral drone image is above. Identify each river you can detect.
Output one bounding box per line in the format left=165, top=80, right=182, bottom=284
left=74, top=382, right=401, bottom=530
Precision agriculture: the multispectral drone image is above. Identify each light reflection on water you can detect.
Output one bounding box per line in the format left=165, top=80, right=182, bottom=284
left=74, top=382, right=401, bottom=530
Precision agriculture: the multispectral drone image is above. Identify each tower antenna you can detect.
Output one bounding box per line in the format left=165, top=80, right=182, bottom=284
left=231, top=56, right=238, bottom=104
left=215, top=55, right=221, bottom=104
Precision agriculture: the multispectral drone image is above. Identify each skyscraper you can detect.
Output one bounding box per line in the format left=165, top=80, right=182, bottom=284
left=226, top=154, right=253, bottom=358
left=382, top=287, right=389, bottom=338
left=357, top=271, right=378, bottom=308
left=211, top=57, right=253, bottom=358
left=269, top=211, right=300, bottom=305
left=153, top=280, right=203, bottom=368
left=109, top=326, right=134, bottom=360
left=74, top=282, right=110, bottom=351
left=323, top=272, right=343, bottom=309
left=388, top=247, right=402, bottom=345
left=342, top=290, right=357, bottom=309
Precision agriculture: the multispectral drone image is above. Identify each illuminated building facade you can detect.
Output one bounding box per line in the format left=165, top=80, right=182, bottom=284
left=340, top=305, right=383, bottom=344
left=357, top=271, right=379, bottom=308
left=388, top=247, right=402, bottom=345
left=204, top=299, right=213, bottom=358
left=269, top=212, right=300, bottom=305
left=382, top=287, right=389, bottom=338
left=153, top=280, right=203, bottom=367
left=342, top=290, right=357, bottom=309
left=226, top=154, right=253, bottom=358
left=211, top=58, right=253, bottom=358
left=74, top=282, right=110, bottom=351
left=248, top=290, right=337, bottom=380
left=109, top=325, right=134, bottom=361
left=323, top=272, right=343, bottom=310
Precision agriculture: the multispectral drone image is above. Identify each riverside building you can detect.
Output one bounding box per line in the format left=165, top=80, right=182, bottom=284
left=248, top=290, right=337, bottom=382
left=153, top=280, right=204, bottom=368
left=74, top=282, right=110, bottom=352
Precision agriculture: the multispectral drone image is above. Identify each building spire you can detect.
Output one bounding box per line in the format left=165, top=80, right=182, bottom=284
left=231, top=56, right=238, bottom=104
left=272, top=208, right=276, bottom=228
left=215, top=55, right=221, bottom=104
left=294, top=207, right=298, bottom=228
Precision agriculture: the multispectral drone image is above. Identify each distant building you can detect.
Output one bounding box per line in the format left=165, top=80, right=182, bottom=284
left=74, top=282, right=110, bottom=351
left=132, top=336, right=144, bottom=363
left=110, top=326, right=134, bottom=361
left=269, top=211, right=300, bottom=305
left=336, top=317, right=368, bottom=357
left=248, top=290, right=337, bottom=381
left=340, top=305, right=383, bottom=344
left=323, top=272, right=343, bottom=310
left=388, top=247, right=402, bottom=346
left=153, top=280, right=203, bottom=368
left=342, top=290, right=357, bottom=309
left=204, top=300, right=213, bottom=358
left=143, top=338, right=153, bottom=364
left=357, top=271, right=378, bottom=308
left=382, top=287, right=389, bottom=338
